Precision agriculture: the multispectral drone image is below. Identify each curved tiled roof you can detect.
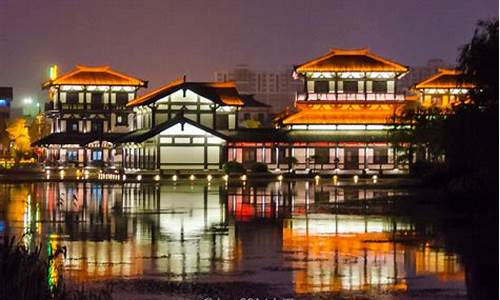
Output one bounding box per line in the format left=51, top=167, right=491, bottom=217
left=42, top=65, right=147, bottom=88
left=415, top=68, right=474, bottom=89
left=127, top=78, right=259, bottom=107
left=295, top=48, right=408, bottom=73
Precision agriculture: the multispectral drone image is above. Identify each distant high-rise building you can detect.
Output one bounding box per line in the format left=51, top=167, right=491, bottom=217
left=0, top=87, right=12, bottom=130
left=215, top=65, right=302, bottom=112
left=0, top=87, right=12, bottom=117
left=397, top=58, right=454, bottom=94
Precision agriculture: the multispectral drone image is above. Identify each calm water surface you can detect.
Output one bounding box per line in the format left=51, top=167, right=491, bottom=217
left=0, top=181, right=467, bottom=298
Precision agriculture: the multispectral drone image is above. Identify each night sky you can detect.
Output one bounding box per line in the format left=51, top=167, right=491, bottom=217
left=0, top=0, right=497, bottom=110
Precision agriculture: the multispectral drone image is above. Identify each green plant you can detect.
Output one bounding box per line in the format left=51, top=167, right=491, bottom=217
left=223, top=160, right=245, bottom=174
left=283, top=156, right=298, bottom=170
left=250, top=162, right=268, bottom=173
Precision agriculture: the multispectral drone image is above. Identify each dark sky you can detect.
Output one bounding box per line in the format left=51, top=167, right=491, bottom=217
left=0, top=0, right=497, bottom=108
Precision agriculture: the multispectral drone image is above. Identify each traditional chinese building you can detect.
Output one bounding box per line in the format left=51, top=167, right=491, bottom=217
left=226, top=48, right=410, bottom=173
left=414, top=68, right=472, bottom=108
left=35, top=48, right=415, bottom=175
left=34, top=65, right=147, bottom=168
left=117, top=78, right=268, bottom=172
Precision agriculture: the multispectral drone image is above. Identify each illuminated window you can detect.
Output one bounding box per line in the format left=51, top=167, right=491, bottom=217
left=67, top=150, right=78, bottom=161
left=432, top=95, right=442, bottom=106
left=372, top=81, right=387, bottom=93
left=91, top=150, right=102, bottom=161
left=343, top=81, right=358, bottom=93
left=314, top=80, right=329, bottom=93
left=373, top=148, right=388, bottom=164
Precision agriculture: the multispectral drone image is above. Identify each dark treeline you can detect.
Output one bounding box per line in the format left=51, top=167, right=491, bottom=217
left=392, top=18, right=499, bottom=203
left=391, top=18, right=498, bottom=300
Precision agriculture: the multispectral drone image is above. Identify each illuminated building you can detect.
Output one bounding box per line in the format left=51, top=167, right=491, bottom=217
left=33, top=65, right=147, bottom=168
left=0, top=87, right=12, bottom=147
left=414, top=68, right=473, bottom=108
left=35, top=49, right=417, bottom=174
left=118, top=78, right=267, bottom=171
left=397, top=58, right=453, bottom=94
left=227, top=48, right=410, bottom=173
left=0, top=87, right=12, bottom=121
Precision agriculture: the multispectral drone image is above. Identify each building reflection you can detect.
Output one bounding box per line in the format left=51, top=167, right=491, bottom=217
left=0, top=182, right=464, bottom=295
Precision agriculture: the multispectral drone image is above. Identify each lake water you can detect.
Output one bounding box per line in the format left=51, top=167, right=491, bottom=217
left=0, top=180, right=469, bottom=299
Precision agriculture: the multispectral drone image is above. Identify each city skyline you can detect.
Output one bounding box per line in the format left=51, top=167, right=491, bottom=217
left=1, top=0, right=498, bottom=109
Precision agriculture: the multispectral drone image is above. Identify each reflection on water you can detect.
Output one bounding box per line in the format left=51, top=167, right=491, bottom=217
left=0, top=182, right=466, bottom=297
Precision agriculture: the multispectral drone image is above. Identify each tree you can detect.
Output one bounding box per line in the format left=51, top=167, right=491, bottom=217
left=390, top=19, right=498, bottom=183
left=28, top=113, right=51, bottom=143
left=388, top=102, right=447, bottom=173
left=446, top=19, right=499, bottom=185
left=458, top=19, right=499, bottom=109
left=6, top=118, right=31, bottom=164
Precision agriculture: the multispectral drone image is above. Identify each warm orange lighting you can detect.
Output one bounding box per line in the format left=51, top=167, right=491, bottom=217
left=49, top=65, right=58, bottom=80
left=282, top=103, right=402, bottom=125
left=295, top=48, right=408, bottom=73
left=42, top=65, right=147, bottom=89
left=415, top=68, right=474, bottom=89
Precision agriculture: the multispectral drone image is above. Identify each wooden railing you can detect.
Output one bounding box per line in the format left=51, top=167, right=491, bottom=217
left=296, top=93, right=406, bottom=101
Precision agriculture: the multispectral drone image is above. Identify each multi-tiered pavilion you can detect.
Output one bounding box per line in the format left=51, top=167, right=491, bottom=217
left=34, top=65, right=147, bottom=168
left=226, top=48, right=410, bottom=173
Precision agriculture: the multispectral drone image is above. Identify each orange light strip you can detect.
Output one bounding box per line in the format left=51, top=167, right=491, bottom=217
left=295, top=48, right=408, bottom=73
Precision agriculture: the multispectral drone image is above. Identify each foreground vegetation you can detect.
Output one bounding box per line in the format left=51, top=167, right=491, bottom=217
left=0, top=236, right=111, bottom=300
left=391, top=19, right=498, bottom=204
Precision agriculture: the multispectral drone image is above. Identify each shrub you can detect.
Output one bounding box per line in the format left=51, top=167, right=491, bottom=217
left=223, top=161, right=245, bottom=174
left=250, top=162, right=268, bottom=173
left=283, top=156, right=298, bottom=166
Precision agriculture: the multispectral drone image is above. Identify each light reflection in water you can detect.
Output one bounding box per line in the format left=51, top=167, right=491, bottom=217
left=0, top=182, right=465, bottom=296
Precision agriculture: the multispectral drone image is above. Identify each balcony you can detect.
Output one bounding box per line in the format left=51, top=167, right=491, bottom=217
left=296, top=93, right=406, bottom=102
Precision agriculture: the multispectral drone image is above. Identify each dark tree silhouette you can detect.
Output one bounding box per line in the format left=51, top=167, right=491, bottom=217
left=458, top=19, right=499, bottom=109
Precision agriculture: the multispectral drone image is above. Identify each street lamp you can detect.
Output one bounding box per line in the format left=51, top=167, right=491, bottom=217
left=23, top=97, right=41, bottom=115
left=23, top=97, right=33, bottom=105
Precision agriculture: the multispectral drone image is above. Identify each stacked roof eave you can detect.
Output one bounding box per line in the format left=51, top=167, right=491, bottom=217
left=42, top=65, right=147, bottom=89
